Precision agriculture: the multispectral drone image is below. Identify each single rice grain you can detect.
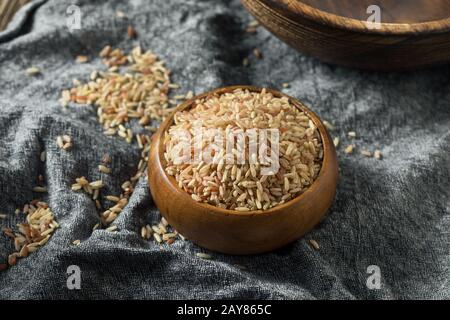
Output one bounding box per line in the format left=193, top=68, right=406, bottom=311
left=344, top=145, right=354, bottom=154
left=196, top=252, right=212, bottom=260
left=374, top=150, right=382, bottom=160
left=309, top=239, right=320, bottom=250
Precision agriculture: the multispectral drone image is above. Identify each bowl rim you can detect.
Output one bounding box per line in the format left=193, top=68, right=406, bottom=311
left=257, top=0, right=450, bottom=35
left=153, top=85, right=334, bottom=217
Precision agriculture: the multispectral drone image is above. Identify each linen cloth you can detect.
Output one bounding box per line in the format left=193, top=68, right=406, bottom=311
left=0, top=0, right=449, bottom=299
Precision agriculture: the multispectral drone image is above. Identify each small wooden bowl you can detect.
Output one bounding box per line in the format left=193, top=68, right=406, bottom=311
left=148, top=86, right=338, bottom=254
left=241, top=0, right=450, bottom=70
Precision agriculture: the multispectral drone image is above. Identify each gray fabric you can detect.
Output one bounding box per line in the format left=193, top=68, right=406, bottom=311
left=0, top=0, right=449, bottom=300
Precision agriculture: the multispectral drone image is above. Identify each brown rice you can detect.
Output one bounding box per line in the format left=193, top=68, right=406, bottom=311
left=164, top=88, right=323, bottom=211
left=2, top=201, right=58, bottom=268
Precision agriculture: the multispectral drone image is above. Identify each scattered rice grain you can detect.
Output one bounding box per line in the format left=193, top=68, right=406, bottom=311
left=98, top=164, right=111, bottom=174
left=25, top=67, right=40, bottom=76
left=56, top=135, right=72, bottom=150
left=106, top=195, right=120, bottom=202
left=33, top=186, right=47, bottom=193
left=361, top=150, right=372, bottom=157
left=102, top=154, right=111, bottom=164
left=75, top=55, right=89, bottom=63
left=323, top=121, right=335, bottom=131
left=153, top=233, right=162, bottom=243
left=89, top=180, right=104, bottom=189
left=344, top=145, right=354, bottom=154
left=141, top=226, right=147, bottom=239
left=127, top=25, right=137, bottom=38
left=309, top=239, right=320, bottom=250
left=196, top=252, right=212, bottom=260
left=253, top=48, right=262, bottom=59
left=246, top=20, right=259, bottom=33
left=333, top=137, right=340, bottom=147
left=4, top=201, right=57, bottom=267
left=374, top=150, right=382, bottom=160
left=106, top=225, right=118, bottom=232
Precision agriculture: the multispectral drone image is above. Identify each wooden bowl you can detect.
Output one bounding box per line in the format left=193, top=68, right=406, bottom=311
left=241, top=0, right=450, bottom=70
left=148, top=86, right=338, bottom=254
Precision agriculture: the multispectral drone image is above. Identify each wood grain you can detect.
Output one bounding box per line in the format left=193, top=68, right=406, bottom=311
left=300, top=0, right=450, bottom=24
left=0, top=0, right=30, bottom=31
left=241, top=0, right=450, bottom=70
left=148, top=86, right=339, bottom=255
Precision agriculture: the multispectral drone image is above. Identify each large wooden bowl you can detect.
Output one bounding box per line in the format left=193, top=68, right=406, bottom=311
left=148, top=86, right=338, bottom=255
left=241, top=0, right=450, bottom=70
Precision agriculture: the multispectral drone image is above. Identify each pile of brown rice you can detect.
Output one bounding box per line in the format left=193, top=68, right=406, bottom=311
left=2, top=201, right=58, bottom=267
left=164, top=88, right=323, bottom=211
left=60, top=46, right=176, bottom=142
left=59, top=45, right=186, bottom=244
left=62, top=46, right=179, bottom=231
